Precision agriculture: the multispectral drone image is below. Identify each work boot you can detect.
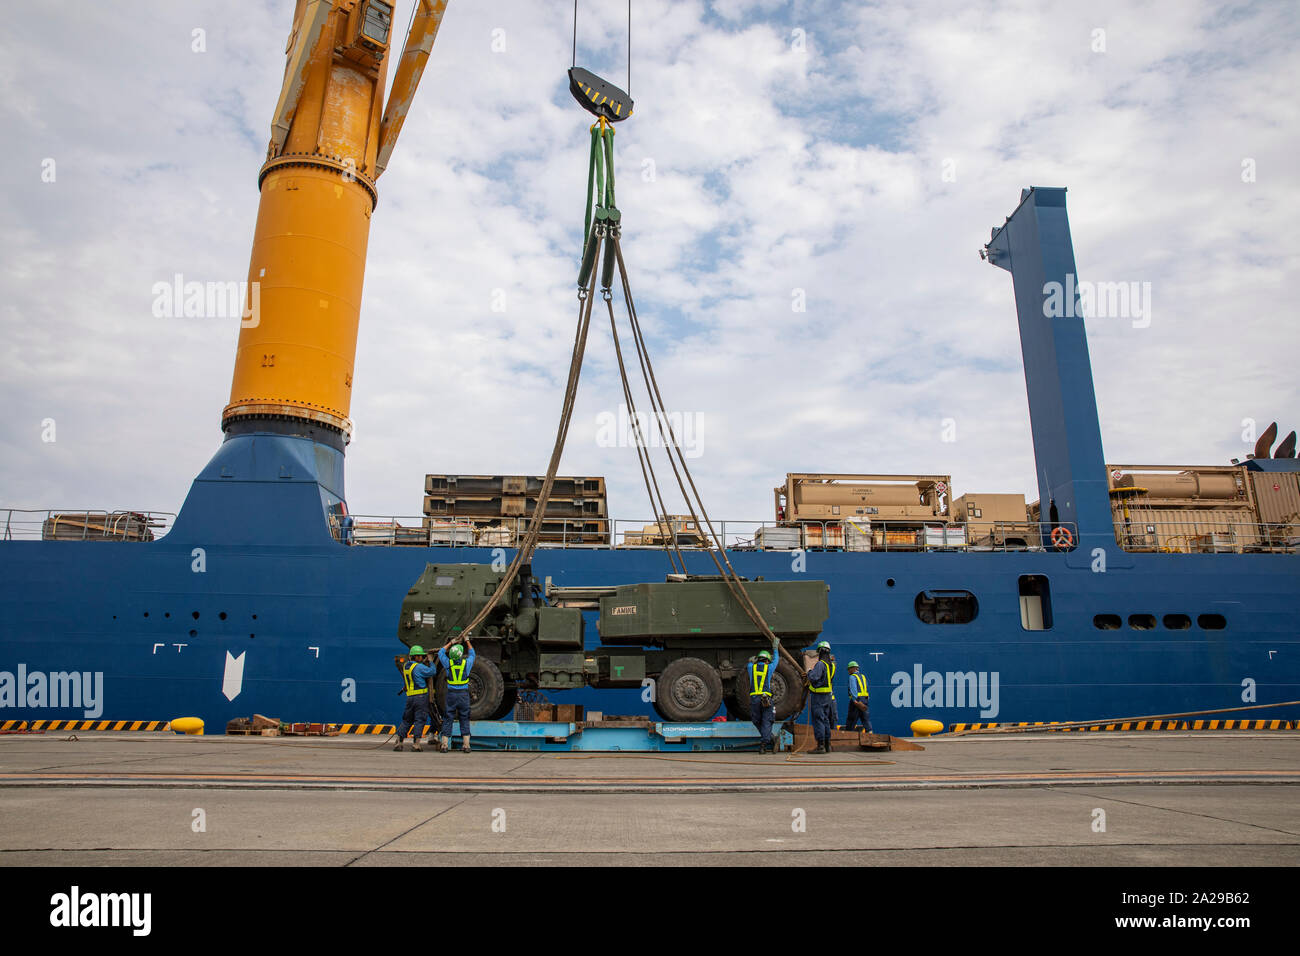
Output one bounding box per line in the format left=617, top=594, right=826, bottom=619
left=461, top=736, right=471, bottom=753
left=439, top=735, right=450, bottom=753
left=411, top=741, right=423, bottom=752
left=393, top=742, right=404, bottom=752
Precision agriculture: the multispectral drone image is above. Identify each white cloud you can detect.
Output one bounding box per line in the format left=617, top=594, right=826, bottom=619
left=1, top=0, right=1296, bottom=529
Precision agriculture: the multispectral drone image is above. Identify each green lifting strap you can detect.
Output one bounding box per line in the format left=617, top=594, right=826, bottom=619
left=583, top=127, right=599, bottom=259
left=580, top=123, right=620, bottom=287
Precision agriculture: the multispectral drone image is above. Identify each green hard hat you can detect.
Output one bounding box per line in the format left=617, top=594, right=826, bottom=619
left=756, top=650, right=772, bottom=661
left=449, top=644, right=464, bottom=661
left=816, top=640, right=831, bottom=650
left=848, top=661, right=860, bottom=669
left=409, top=645, right=425, bottom=656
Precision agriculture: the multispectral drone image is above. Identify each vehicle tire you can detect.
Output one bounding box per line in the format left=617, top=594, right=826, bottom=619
left=467, top=658, right=504, bottom=720
left=435, top=659, right=505, bottom=720
left=489, top=685, right=519, bottom=720
left=655, top=657, right=724, bottom=722
left=723, top=685, right=751, bottom=721
left=734, top=658, right=804, bottom=720
left=770, top=658, right=806, bottom=721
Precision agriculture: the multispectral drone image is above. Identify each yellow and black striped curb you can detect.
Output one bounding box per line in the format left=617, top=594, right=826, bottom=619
left=948, top=719, right=1298, bottom=733
left=0, top=720, right=415, bottom=736
left=1, top=719, right=171, bottom=732
left=335, top=724, right=398, bottom=735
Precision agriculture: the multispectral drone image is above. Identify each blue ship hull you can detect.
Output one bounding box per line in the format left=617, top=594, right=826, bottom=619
left=2, top=515, right=1296, bottom=737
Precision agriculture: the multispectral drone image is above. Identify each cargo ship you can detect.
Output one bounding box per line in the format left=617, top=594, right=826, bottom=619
left=2, top=1, right=1297, bottom=736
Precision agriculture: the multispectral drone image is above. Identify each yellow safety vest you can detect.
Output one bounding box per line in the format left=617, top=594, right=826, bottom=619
left=851, top=673, right=868, bottom=699
left=810, top=659, right=836, bottom=694
left=402, top=661, right=426, bottom=697
left=447, top=658, right=470, bottom=687
left=749, top=661, right=771, bottom=696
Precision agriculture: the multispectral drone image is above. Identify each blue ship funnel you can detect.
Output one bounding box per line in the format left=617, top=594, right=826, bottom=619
left=984, top=187, right=1112, bottom=544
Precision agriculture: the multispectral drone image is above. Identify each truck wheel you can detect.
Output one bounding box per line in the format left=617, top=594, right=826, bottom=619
left=656, top=658, right=724, bottom=722
left=770, top=659, right=806, bottom=721
left=489, top=685, right=518, bottom=720
left=741, top=658, right=806, bottom=720
left=724, top=685, right=752, bottom=721
left=467, top=659, right=505, bottom=720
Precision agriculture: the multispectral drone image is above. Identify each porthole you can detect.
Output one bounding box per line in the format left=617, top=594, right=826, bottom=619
left=1094, top=614, right=1121, bottom=630
left=1128, top=614, right=1156, bottom=630
left=1163, top=614, right=1191, bottom=630
left=1198, top=613, right=1226, bottom=630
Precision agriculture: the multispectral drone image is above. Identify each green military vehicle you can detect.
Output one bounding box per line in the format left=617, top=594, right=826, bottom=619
left=397, top=564, right=830, bottom=722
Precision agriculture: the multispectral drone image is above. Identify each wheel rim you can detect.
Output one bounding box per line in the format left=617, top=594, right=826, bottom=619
left=670, top=674, right=708, bottom=712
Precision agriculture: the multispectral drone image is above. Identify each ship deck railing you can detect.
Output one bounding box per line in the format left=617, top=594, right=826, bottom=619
left=1113, top=517, right=1299, bottom=554
left=337, top=515, right=1081, bottom=553
left=337, top=515, right=1295, bottom=554
left=1, top=509, right=175, bottom=542
left=5, top=509, right=1287, bottom=554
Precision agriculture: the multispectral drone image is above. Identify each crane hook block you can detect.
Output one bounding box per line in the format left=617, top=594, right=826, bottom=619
left=568, top=67, right=633, bottom=122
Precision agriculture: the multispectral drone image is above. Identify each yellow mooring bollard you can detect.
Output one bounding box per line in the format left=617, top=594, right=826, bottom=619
left=170, top=717, right=205, bottom=736
left=910, top=718, right=944, bottom=737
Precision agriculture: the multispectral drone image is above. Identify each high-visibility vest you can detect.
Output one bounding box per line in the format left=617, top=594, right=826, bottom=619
left=402, top=661, right=426, bottom=697
left=748, top=661, right=772, bottom=696
left=810, top=659, right=836, bottom=694
left=447, top=657, right=470, bottom=687
left=851, top=673, right=869, bottom=699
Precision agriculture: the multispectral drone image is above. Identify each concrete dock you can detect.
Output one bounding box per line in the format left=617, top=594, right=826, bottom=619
left=1, top=731, right=1296, bottom=865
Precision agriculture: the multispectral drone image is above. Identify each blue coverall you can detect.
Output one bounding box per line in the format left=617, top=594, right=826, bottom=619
left=396, top=658, right=437, bottom=743
left=844, top=670, right=872, bottom=733
left=438, top=646, right=476, bottom=738
left=807, top=657, right=836, bottom=746
left=747, top=659, right=777, bottom=748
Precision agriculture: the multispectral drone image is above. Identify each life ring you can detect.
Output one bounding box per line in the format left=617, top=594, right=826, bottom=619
left=1051, top=526, right=1074, bottom=549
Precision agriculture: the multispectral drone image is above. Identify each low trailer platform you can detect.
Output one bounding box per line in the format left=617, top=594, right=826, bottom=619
left=460, top=718, right=794, bottom=752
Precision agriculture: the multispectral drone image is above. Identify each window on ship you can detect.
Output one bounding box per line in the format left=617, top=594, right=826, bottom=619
left=915, top=590, right=978, bottom=624
left=1018, top=575, right=1053, bottom=630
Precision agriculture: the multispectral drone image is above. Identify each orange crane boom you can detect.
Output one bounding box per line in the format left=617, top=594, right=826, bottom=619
left=223, top=0, right=449, bottom=443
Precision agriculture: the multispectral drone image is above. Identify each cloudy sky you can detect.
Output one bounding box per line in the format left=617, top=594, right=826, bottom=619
left=2, top=0, right=1297, bottom=532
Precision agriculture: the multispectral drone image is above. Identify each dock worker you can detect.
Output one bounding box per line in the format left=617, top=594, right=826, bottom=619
left=438, top=636, right=476, bottom=753
left=806, top=639, right=836, bottom=754
left=844, top=661, right=871, bottom=734
left=748, top=650, right=778, bottom=754
left=394, top=646, right=436, bottom=752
